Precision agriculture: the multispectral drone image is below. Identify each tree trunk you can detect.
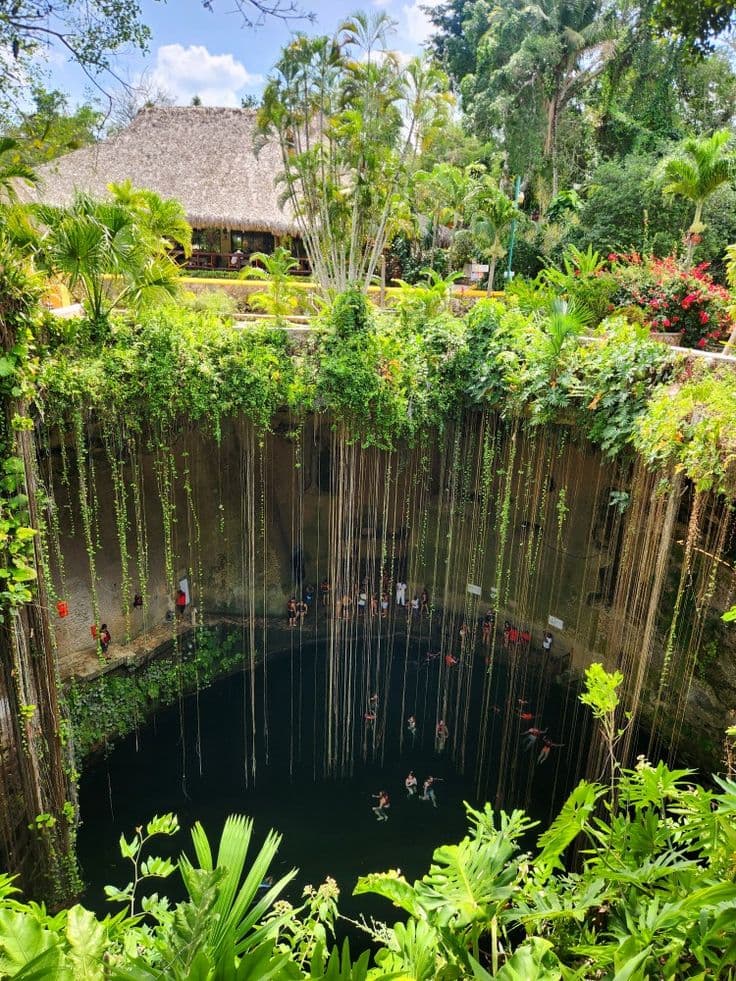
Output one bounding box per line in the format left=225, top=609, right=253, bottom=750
left=544, top=97, right=560, bottom=198
left=0, top=268, right=80, bottom=906
left=486, top=256, right=497, bottom=296
left=685, top=200, right=703, bottom=269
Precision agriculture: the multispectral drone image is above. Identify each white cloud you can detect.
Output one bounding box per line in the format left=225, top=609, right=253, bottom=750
left=401, top=0, right=442, bottom=47
left=150, top=43, right=262, bottom=107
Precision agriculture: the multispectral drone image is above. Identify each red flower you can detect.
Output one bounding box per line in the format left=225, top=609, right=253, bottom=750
left=662, top=318, right=671, bottom=327
left=699, top=310, right=709, bottom=325
left=696, top=338, right=708, bottom=349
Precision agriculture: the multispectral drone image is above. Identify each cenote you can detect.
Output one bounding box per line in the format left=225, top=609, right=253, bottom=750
left=77, top=628, right=591, bottom=939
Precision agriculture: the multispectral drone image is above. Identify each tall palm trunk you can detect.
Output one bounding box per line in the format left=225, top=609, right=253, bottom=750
left=487, top=256, right=497, bottom=295
left=685, top=200, right=704, bottom=268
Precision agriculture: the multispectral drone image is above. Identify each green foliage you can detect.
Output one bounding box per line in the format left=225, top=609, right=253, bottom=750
left=391, top=267, right=461, bottom=323
left=540, top=244, right=617, bottom=323
left=661, top=130, right=736, bottom=266
left=0, top=238, right=41, bottom=611
left=181, top=288, right=239, bottom=318
left=30, top=274, right=736, bottom=492
left=67, top=629, right=242, bottom=759
left=258, top=16, right=451, bottom=291
left=314, top=288, right=469, bottom=449
left=634, top=365, right=736, bottom=493
left=104, top=814, right=179, bottom=916
left=33, top=187, right=190, bottom=330
left=3, top=756, right=736, bottom=977
left=611, top=253, right=732, bottom=349
left=36, top=303, right=298, bottom=438
left=240, top=247, right=304, bottom=319
left=3, top=87, right=102, bottom=167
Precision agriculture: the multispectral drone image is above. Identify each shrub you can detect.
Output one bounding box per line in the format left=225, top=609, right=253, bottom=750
left=611, top=254, right=732, bottom=348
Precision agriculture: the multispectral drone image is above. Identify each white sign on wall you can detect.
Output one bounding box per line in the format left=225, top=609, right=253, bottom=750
left=467, top=583, right=482, bottom=596
left=548, top=615, right=564, bottom=630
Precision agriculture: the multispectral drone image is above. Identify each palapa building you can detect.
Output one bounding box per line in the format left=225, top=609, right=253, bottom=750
left=20, top=105, right=304, bottom=271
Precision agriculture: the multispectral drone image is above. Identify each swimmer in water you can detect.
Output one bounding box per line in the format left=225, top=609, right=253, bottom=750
left=537, top=737, right=564, bottom=764
left=407, top=715, right=417, bottom=739
left=421, top=775, right=439, bottom=807
left=405, top=770, right=417, bottom=796
left=372, top=790, right=390, bottom=821
left=436, top=719, right=449, bottom=752
left=523, top=726, right=547, bottom=750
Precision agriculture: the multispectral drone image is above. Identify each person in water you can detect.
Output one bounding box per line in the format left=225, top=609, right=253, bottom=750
left=405, top=771, right=417, bottom=796
left=407, top=715, right=417, bottom=740
left=295, top=598, right=308, bottom=622
left=538, top=737, right=564, bottom=764
left=421, top=775, right=438, bottom=807
left=410, top=595, right=420, bottom=619
left=420, top=587, right=430, bottom=614
left=523, top=726, right=547, bottom=750
left=436, top=719, right=449, bottom=752
left=372, top=790, right=390, bottom=821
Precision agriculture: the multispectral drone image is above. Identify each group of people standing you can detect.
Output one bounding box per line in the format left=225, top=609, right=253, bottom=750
left=288, top=576, right=431, bottom=625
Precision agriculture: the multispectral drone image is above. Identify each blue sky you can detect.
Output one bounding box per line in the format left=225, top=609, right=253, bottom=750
left=49, top=0, right=440, bottom=108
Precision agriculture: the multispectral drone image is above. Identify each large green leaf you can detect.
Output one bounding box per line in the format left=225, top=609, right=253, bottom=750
left=494, top=938, right=563, bottom=980
left=0, top=909, right=56, bottom=974
left=353, top=870, right=423, bottom=917
left=65, top=905, right=105, bottom=980
left=536, top=782, right=603, bottom=880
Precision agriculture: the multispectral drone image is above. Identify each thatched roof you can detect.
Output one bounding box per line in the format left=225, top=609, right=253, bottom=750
left=20, top=106, right=297, bottom=236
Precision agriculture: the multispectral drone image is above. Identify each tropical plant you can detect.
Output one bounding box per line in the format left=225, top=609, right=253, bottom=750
left=34, top=187, right=190, bottom=330
left=429, top=0, right=618, bottom=194
left=240, top=246, right=302, bottom=318
left=465, top=178, right=517, bottom=294
left=0, top=137, right=38, bottom=203
left=537, top=296, right=592, bottom=366
left=391, top=267, right=462, bottom=323
left=540, top=244, right=617, bottom=322
left=257, top=14, right=452, bottom=292
left=413, top=162, right=472, bottom=249
left=662, top=129, right=736, bottom=266
left=611, top=252, right=731, bottom=348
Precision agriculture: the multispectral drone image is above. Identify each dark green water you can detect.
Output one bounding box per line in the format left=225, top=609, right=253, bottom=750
left=77, top=632, right=589, bottom=940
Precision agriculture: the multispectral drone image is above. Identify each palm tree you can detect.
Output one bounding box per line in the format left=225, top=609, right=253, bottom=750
left=36, top=189, right=190, bottom=329
left=662, top=129, right=736, bottom=266
left=466, top=179, right=517, bottom=294
left=240, top=246, right=302, bottom=318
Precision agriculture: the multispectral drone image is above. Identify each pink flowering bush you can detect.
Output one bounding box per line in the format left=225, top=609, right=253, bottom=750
left=608, top=253, right=732, bottom=349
